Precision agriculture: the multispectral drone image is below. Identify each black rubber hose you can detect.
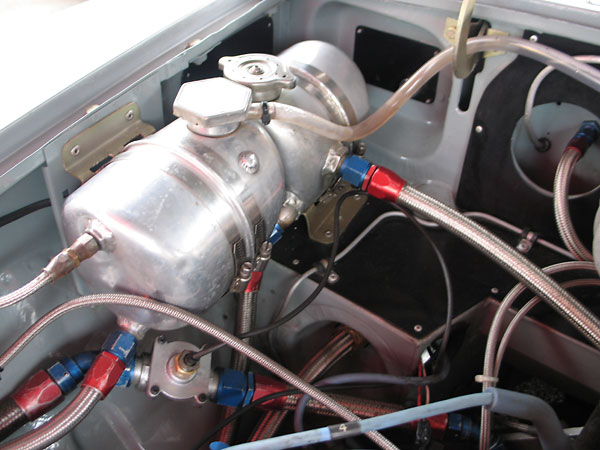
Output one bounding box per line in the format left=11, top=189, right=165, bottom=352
left=0, top=200, right=51, bottom=229
left=574, top=401, right=600, bottom=450
left=0, top=397, right=28, bottom=442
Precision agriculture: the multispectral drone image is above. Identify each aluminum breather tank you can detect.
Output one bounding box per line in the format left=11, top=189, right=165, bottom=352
left=62, top=41, right=368, bottom=331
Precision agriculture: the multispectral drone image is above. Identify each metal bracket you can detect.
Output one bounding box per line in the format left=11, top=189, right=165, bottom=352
left=444, top=11, right=507, bottom=79
left=516, top=229, right=539, bottom=254
left=62, top=103, right=155, bottom=183
left=303, top=180, right=367, bottom=245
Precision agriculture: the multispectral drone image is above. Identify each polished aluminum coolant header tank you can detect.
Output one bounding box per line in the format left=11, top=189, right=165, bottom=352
left=62, top=41, right=368, bottom=331
left=62, top=91, right=285, bottom=330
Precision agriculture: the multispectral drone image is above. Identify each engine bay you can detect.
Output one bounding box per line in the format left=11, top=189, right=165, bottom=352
left=0, top=1, right=599, bottom=449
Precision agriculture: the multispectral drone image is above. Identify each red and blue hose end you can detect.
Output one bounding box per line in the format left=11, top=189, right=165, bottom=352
left=340, top=155, right=406, bottom=202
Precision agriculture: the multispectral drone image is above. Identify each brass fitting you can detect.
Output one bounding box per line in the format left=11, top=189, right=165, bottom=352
left=169, top=351, right=199, bottom=382
left=43, top=233, right=100, bottom=281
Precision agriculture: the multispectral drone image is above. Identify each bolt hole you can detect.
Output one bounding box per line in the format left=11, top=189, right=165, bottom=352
left=150, top=385, right=160, bottom=395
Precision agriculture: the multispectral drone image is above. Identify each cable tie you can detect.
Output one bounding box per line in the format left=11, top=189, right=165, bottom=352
left=474, top=374, right=499, bottom=384
left=261, top=102, right=271, bottom=126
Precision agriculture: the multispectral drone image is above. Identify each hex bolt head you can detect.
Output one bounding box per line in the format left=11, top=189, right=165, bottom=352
left=238, top=151, right=260, bottom=174
left=327, top=272, right=340, bottom=284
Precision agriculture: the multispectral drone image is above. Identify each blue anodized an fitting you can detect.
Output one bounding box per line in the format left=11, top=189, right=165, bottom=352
left=339, top=155, right=372, bottom=187
left=269, top=223, right=284, bottom=245
left=214, top=368, right=255, bottom=407
left=101, top=330, right=137, bottom=364
left=46, top=351, right=98, bottom=394
left=115, top=357, right=137, bottom=388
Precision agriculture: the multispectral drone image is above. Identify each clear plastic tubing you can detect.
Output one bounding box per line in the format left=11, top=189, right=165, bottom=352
left=248, top=36, right=600, bottom=142
left=523, top=55, right=600, bottom=148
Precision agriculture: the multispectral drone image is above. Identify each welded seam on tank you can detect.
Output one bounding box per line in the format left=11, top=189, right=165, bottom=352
left=165, top=145, right=256, bottom=260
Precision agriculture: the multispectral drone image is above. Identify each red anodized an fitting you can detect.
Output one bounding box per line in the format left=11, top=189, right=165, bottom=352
left=362, top=166, right=406, bottom=202
left=11, top=370, right=63, bottom=419
left=252, top=374, right=288, bottom=409
left=81, top=352, right=126, bottom=398
left=245, top=271, right=264, bottom=293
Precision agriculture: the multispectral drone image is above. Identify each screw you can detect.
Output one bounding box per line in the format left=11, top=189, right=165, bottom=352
left=0, top=272, right=13, bottom=284
left=327, top=272, right=340, bottom=284
left=197, top=393, right=208, bottom=403
left=414, top=324, right=423, bottom=333
left=292, top=259, right=300, bottom=266
left=238, top=151, right=260, bottom=174
left=529, top=34, right=539, bottom=42
left=324, top=230, right=333, bottom=238
left=247, top=64, right=265, bottom=75
left=125, top=109, right=135, bottom=121
left=150, top=385, right=160, bottom=396
left=70, top=145, right=80, bottom=156
left=355, top=141, right=367, bottom=156
left=157, top=335, right=166, bottom=344
left=475, top=125, right=484, bottom=134
left=491, top=287, right=499, bottom=295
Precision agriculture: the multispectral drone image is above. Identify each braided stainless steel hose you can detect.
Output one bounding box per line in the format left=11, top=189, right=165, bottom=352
left=285, top=393, right=400, bottom=418
left=0, top=232, right=99, bottom=310
left=0, top=272, right=51, bottom=310
left=0, top=294, right=397, bottom=450
left=494, top=278, right=600, bottom=377
left=553, top=147, right=593, bottom=261
left=220, top=242, right=272, bottom=444
left=0, top=387, right=101, bottom=450
left=479, top=260, right=597, bottom=449
left=252, top=329, right=356, bottom=441
left=397, top=186, right=600, bottom=350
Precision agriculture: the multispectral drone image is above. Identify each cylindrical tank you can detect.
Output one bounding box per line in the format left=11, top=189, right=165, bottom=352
left=269, top=41, right=369, bottom=209
left=63, top=120, right=284, bottom=330
left=62, top=41, right=368, bottom=332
